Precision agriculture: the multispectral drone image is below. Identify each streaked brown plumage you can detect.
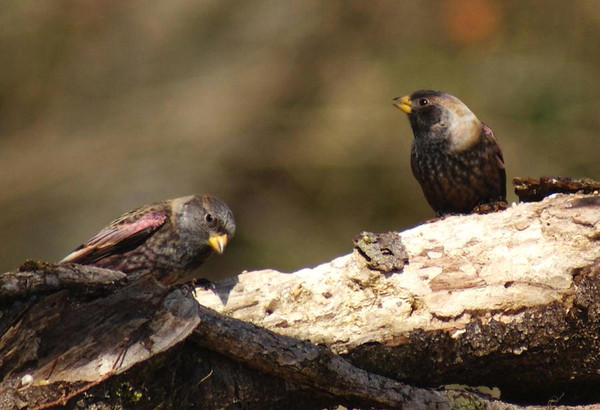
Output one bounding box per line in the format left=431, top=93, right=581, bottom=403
left=60, top=195, right=235, bottom=284
left=393, top=90, right=506, bottom=215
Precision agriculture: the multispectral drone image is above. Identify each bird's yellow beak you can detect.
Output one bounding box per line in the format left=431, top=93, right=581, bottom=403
left=208, top=233, right=228, bottom=254
left=393, top=95, right=412, bottom=114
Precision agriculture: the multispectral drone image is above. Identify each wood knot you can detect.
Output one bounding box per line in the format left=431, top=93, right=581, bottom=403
left=353, top=231, right=409, bottom=273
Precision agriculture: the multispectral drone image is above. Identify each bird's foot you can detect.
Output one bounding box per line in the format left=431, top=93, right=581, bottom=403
left=472, top=200, right=508, bottom=214
left=192, top=278, right=216, bottom=291
left=434, top=211, right=460, bottom=219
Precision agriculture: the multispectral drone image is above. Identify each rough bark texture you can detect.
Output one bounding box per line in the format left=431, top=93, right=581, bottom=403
left=513, top=176, right=600, bottom=202
left=196, top=192, right=600, bottom=405
left=0, top=261, right=126, bottom=302
left=0, top=273, right=201, bottom=409
left=1, top=192, right=600, bottom=409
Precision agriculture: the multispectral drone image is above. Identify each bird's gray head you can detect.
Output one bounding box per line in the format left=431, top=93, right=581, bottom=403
left=393, top=90, right=482, bottom=152
left=173, top=195, right=236, bottom=254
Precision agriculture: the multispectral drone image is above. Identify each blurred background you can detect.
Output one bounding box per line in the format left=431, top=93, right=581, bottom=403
left=1, top=0, right=599, bottom=278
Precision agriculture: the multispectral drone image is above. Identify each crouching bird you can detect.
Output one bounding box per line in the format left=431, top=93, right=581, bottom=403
left=393, top=90, right=506, bottom=216
left=60, top=195, right=235, bottom=285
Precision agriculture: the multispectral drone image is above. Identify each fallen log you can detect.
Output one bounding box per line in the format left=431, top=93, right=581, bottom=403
left=196, top=192, right=600, bottom=405
left=1, top=191, right=599, bottom=408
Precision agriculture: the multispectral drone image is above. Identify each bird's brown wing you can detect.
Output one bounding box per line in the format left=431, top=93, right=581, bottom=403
left=482, top=124, right=507, bottom=199
left=60, top=208, right=168, bottom=265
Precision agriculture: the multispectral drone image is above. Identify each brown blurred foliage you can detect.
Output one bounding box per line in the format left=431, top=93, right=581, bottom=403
left=1, top=0, right=599, bottom=278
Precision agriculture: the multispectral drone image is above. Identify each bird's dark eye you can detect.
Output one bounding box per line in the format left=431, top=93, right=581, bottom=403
left=205, top=213, right=213, bottom=223
left=419, top=99, right=428, bottom=106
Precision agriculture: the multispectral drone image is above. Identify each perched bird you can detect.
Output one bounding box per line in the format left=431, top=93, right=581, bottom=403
left=60, top=195, right=235, bottom=285
left=393, top=90, right=506, bottom=215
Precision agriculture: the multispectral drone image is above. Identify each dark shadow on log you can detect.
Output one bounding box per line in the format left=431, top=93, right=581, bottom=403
left=346, top=260, right=600, bottom=405
left=191, top=304, right=450, bottom=409
left=61, top=342, right=338, bottom=410
left=0, top=268, right=200, bottom=409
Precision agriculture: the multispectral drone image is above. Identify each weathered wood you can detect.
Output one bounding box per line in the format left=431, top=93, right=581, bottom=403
left=0, top=261, right=126, bottom=302
left=0, top=273, right=200, bottom=409
left=2, top=192, right=600, bottom=408
left=513, top=176, right=600, bottom=202
left=0, top=267, right=467, bottom=409
left=196, top=192, right=600, bottom=404
left=191, top=304, right=451, bottom=409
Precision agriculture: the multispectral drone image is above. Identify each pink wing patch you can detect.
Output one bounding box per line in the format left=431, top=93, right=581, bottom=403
left=61, top=211, right=167, bottom=264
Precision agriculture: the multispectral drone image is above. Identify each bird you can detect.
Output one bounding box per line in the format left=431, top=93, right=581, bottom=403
left=60, top=195, right=235, bottom=285
left=393, top=90, right=506, bottom=216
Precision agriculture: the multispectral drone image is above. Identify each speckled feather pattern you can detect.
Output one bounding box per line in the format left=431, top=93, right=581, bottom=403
left=411, top=123, right=506, bottom=214
left=61, top=195, right=235, bottom=284
left=90, top=213, right=201, bottom=280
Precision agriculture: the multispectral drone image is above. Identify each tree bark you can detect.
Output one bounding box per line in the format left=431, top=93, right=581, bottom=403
left=1, top=192, right=600, bottom=409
